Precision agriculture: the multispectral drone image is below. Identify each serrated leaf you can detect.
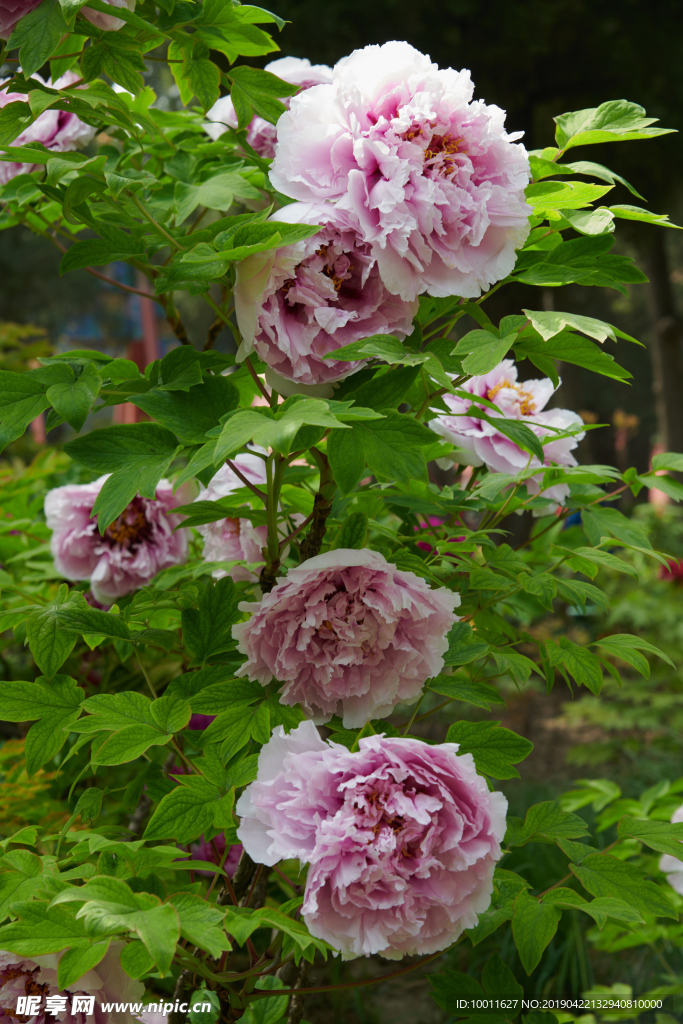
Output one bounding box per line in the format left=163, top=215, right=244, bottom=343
left=446, top=720, right=533, bottom=780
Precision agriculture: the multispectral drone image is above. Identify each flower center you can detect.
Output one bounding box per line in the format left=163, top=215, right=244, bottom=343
left=402, top=124, right=465, bottom=178
left=104, top=502, right=151, bottom=549
left=487, top=379, right=537, bottom=416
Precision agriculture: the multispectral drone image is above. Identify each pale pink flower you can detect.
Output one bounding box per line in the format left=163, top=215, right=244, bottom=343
left=430, top=359, right=584, bottom=507
left=0, top=0, right=38, bottom=38
left=234, top=201, right=418, bottom=391
left=0, top=942, right=145, bottom=1024
left=0, top=73, right=96, bottom=185
left=204, top=57, right=333, bottom=158
left=659, top=803, right=683, bottom=895
left=194, top=453, right=268, bottom=582
left=237, top=721, right=507, bottom=959
left=45, top=477, right=188, bottom=606
left=82, top=0, right=136, bottom=30
left=270, top=41, right=531, bottom=302
left=232, top=548, right=459, bottom=728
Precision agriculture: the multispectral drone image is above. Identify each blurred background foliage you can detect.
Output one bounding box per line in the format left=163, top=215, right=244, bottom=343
left=2, top=1, right=683, bottom=1021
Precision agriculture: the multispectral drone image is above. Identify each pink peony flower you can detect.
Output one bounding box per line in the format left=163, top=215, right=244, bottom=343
left=0, top=942, right=146, bottom=1024
left=81, top=0, right=136, bottom=31
left=45, top=477, right=188, bottom=605
left=237, top=721, right=507, bottom=959
left=269, top=41, right=531, bottom=302
left=204, top=57, right=333, bottom=158
left=0, top=0, right=39, bottom=38
left=659, top=803, right=683, bottom=895
left=429, top=359, right=584, bottom=507
left=234, top=201, right=418, bottom=392
left=232, top=548, right=459, bottom=728
left=194, top=453, right=268, bottom=582
left=0, top=73, right=96, bottom=185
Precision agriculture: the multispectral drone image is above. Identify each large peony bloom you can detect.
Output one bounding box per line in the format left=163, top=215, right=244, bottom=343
left=233, top=548, right=459, bottom=728
left=237, top=721, right=507, bottom=959
left=45, top=477, right=188, bottom=605
left=0, top=942, right=147, bottom=1024
left=269, top=41, right=531, bottom=302
left=194, top=453, right=268, bottom=582
left=204, top=57, right=333, bottom=158
left=234, top=202, right=418, bottom=392
left=429, top=359, right=584, bottom=508
left=0, top=73, right=96, bottom=185
left=659, top=803, right=683, bottom=895
left=0, top=0, right=38, bottom=38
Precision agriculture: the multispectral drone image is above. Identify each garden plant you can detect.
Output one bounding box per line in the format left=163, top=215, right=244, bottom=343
left=1, top=2, right=683, bottom=1023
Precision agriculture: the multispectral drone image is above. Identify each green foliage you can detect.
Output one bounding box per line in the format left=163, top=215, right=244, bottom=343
left=0, top=6, right=680, bottom=1020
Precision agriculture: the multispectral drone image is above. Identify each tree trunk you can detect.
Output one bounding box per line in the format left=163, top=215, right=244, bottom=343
left=645, top=230, right=683, bottom=454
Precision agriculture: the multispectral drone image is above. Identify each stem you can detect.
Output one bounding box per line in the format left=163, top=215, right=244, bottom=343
left=298, top=448, right=335, bottom=563
left=244, top=355, right=271, bottom=402
left=225, top=459, right=268, bottom=504
left=402, top=693, right=426, bottom=735
left=249, top=947, right=452, bottom=1001
left=128, top=191, right=184, bottom=250
left=279, top=508, right=315, bottom=551
left=205, top=841, right=231, bottom=901
left=135, top=653, right=157, bottom=699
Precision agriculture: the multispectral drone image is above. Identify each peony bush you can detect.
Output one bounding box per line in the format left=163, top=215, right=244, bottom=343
left=0, top=3, right=682, bottom=1022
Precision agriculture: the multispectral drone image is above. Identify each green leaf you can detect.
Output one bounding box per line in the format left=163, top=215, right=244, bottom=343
left=46, top=362, right=102, bottom=432
left=201, top=702, right=270, bottom=761
left=150, top=695, right=192, bottom=734
left=609, top=204, right=681, bottom=229
left=60, top=233, right=146, bottom=274
left=132, top=376, right=239, bottom=443
left=327, top=427, right=366, bottom=495
left=548, top=637, right=604, bottom=695
left=0, top=369, right=51, bottom=451
left=81, top=38, right=147, bottom=93
left=337, top=511, right=368, bottom=549
left=241, top=977, right=288, bottom=1024
left=554, top=100, right=675, bottom=151
left=515, top=331, right=631, bottom=382
left=565, top=160, right=646, bottom=200
left=651, top=451, right=683, bottom=473
left=189, top=679, right=262, bottom=715
left=592, top=633, right=674, bottom=676
left=617, top=817, right=683, bottom=859
left=168, top=892, right=230, bottom=959
left=64, top=424, right=180, bottom=533
left=0, top=674, right=84, bottom=775
left=513, top=890, right=561, bottom=974
left=0, top=901, right=88, bottom=955
left=582, top=506, right=651, bottom=549
left=428, top=970, right=483, bottom=1013
left=175, top=171, right=262, bottom=224
left=482, top=953, right=524, bottom=1000
left=523, top=309, right=635, bottom=344
left=443, top=622, right=490, bottom=667
left=570, top=854, right=677, bottom=918
left=181, top=576, right=240, bottom=663
left=0, top=872, right=44, bottom=925
left=0, top=102, right=34, bottom=146
left=26, top=586, right=79, bottom=678
left=491, top=648, right=541, bottom=684
left=356, top=412, right=433, bottom=483
left=228, top=65, right=296, bottom=128
left=182, top=40, right=221, bottom=112
left=455, top=331, right=517, bottom=375
left=507, top=801, right=590, bottom=846
left=7, top=0, right=67, bottom=77
left=446, top=721, right=533, bottom=780
left=119, top=940, right=154, bottom=980
left=57, top=941, right=110, bottom=991
left=526, top=180, right=613, bottom=211
left=555, top=544, right=639, bottom=579
left=144, top=777, right=224, bottom=843
left=428, top=675, right=505, bottom=711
